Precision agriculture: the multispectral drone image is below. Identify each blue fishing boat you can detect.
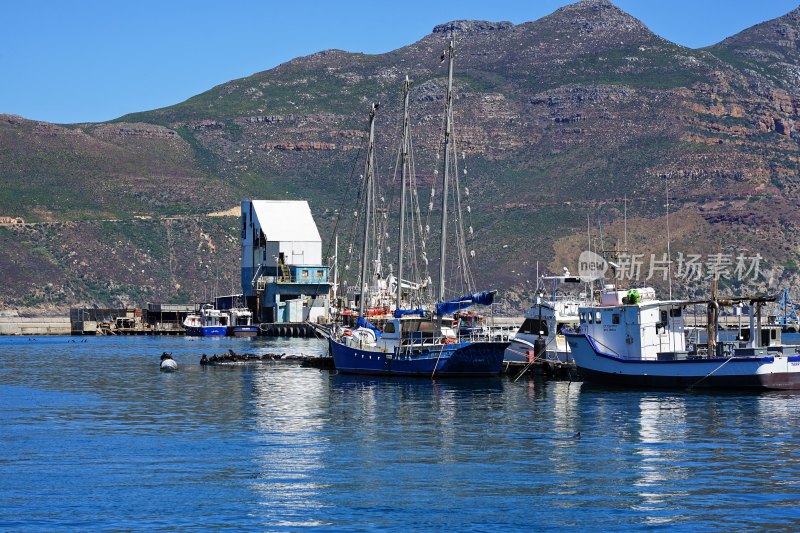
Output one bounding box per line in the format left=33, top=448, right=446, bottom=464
left=183, top=304, right=229, bottom=336
left=329, top=42, right=509, bottom=377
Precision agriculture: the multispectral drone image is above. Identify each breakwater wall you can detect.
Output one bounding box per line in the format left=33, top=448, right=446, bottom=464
left=0, top=316, right=70, bottom=335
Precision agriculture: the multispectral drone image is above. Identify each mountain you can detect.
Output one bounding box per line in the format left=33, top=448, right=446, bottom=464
left=1, top=0, right=798, bottom=313
left=710, top=6, right=800, bottom=92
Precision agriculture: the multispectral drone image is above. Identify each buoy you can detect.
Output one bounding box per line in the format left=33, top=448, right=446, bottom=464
left=160, top=352, right=178, bottom=372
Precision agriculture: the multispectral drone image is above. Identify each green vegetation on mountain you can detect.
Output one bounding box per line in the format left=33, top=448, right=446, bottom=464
left=0, top=0, right=798, bottom=311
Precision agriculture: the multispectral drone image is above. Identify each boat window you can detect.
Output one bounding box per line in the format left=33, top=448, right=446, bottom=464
left=520, top=318, right=548, bottom=336
left=587, top=312, right=593, bottom=324
left=316, top=269, right=324, bottom=279
left=595, top=311, right=602, bottom=324
left=670, top=308, right=682, bottom=317
left=660, top=310, right=668, bottom=325
left=579, top=313, right=585, bottom=324
left=612, top=314, right=620, bottom=325
left=301, top=269, right=309, bottom=279
left=419, top=321, right=434, bottom=333
left=384, top=322, right=396, bottom=333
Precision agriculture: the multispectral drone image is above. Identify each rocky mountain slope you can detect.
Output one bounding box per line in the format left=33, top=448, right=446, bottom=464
left=1, top=0, right=798, bottom=312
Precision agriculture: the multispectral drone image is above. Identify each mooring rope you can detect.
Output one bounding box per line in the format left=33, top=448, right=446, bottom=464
left=431, top=344, right=446, bottom=380
left=687, top=356, right=735, bottom=390
left=511, top=336, right=558, bottom=383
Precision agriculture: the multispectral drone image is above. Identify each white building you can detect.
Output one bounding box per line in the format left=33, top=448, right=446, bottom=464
left=240, top=200, right=331, bottom=323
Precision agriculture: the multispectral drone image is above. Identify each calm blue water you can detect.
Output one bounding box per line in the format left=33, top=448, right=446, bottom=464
left=1, top=336, right=799, bottom=531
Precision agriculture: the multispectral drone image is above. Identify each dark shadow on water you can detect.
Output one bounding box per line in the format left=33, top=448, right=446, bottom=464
left=577, top=381, right=800, bottom=398
left=329, top=372, right=505, bottom=393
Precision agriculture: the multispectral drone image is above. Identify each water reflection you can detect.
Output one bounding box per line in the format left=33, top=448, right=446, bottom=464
left=633, top=396, right=690, bottom=523
left=248, top=365, right=330, bottom=527
left=4, top=336, right=800, bottom=530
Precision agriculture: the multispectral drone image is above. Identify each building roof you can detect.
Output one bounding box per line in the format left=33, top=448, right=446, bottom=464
left=247, top=200, right=322, bottom=242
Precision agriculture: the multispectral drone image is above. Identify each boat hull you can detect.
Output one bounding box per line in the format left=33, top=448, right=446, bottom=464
left=185, top=326, right=228, bottom=337
left=565, top=332, right=800, bottom=390
left=329, top=338, right=508, bottom=377
left=229, top=326, right=259, bottom=337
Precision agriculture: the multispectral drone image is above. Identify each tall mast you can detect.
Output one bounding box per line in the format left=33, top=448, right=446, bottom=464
left=397, top=76, right=412, bottom=310
left=359, top=103, right=378, bottom=317
left=333, top=234, right=338, bottom=303
left=438, top=38, right=455, bottom=302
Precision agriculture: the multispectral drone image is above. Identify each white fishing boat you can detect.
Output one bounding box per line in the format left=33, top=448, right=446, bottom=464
left=564, top=284, right=800, bottom=389
left=228, top=307, right=259, bottom=337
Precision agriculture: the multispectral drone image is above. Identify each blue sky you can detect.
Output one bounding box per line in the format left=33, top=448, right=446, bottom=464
left=2, top=0, right=797, bottom=124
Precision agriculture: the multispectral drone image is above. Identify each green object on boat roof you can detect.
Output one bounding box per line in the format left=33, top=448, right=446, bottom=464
left=627, top=289, right=640, bottom=304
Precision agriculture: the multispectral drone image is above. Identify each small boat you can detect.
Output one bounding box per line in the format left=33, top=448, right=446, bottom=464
left=506, top=275, right=590, bottom=364
left=228, top=307, right=259, bottom=337
left=183, top=304, right=229, bottom=336
left=564, top=284, right=800, bottom=390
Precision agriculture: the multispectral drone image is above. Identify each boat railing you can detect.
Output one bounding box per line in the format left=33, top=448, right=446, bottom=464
left=456, top=325, right=513, bottom=343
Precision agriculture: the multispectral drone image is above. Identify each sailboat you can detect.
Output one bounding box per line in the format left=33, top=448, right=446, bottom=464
left=328, top=40, right=510, bottom=377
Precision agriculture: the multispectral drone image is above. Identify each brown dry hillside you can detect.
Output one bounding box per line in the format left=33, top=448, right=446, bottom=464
left=0, top=0, right=798, bottom=312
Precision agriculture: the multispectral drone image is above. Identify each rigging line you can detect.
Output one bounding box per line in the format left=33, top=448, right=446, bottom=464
left=511, top=335, right=559, bottom=383
left=315, top=122, right=370, bottom=311
left=687, top=356, right=736, bottom=390
left=322, top=132, right=367, bottom=277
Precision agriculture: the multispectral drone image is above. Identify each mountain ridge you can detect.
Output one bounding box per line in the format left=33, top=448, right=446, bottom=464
left=0, top=0, right=798, bottom=312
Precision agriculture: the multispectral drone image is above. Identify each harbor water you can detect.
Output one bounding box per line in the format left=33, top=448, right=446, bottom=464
left=1, top=336, right=799, bottom=530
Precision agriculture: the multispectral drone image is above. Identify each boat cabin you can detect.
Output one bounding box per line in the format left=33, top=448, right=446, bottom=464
left=579, top=298, right=686, bottom=360
left=382, top=317, right=457, bottom=345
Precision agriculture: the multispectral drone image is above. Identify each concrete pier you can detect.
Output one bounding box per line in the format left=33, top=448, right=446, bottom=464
left=0, top=316, right=71, bottom=335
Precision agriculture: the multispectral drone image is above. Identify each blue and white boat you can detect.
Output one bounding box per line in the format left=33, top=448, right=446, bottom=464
left=564, top=285, right=800, bottom=389
left=183, top=304, right=229, bottom=336
left=228, top=307, right=259, bottom=337
left=329, top=43, right=509, bottom=377
left=330, top=294, right=508, bottom=377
